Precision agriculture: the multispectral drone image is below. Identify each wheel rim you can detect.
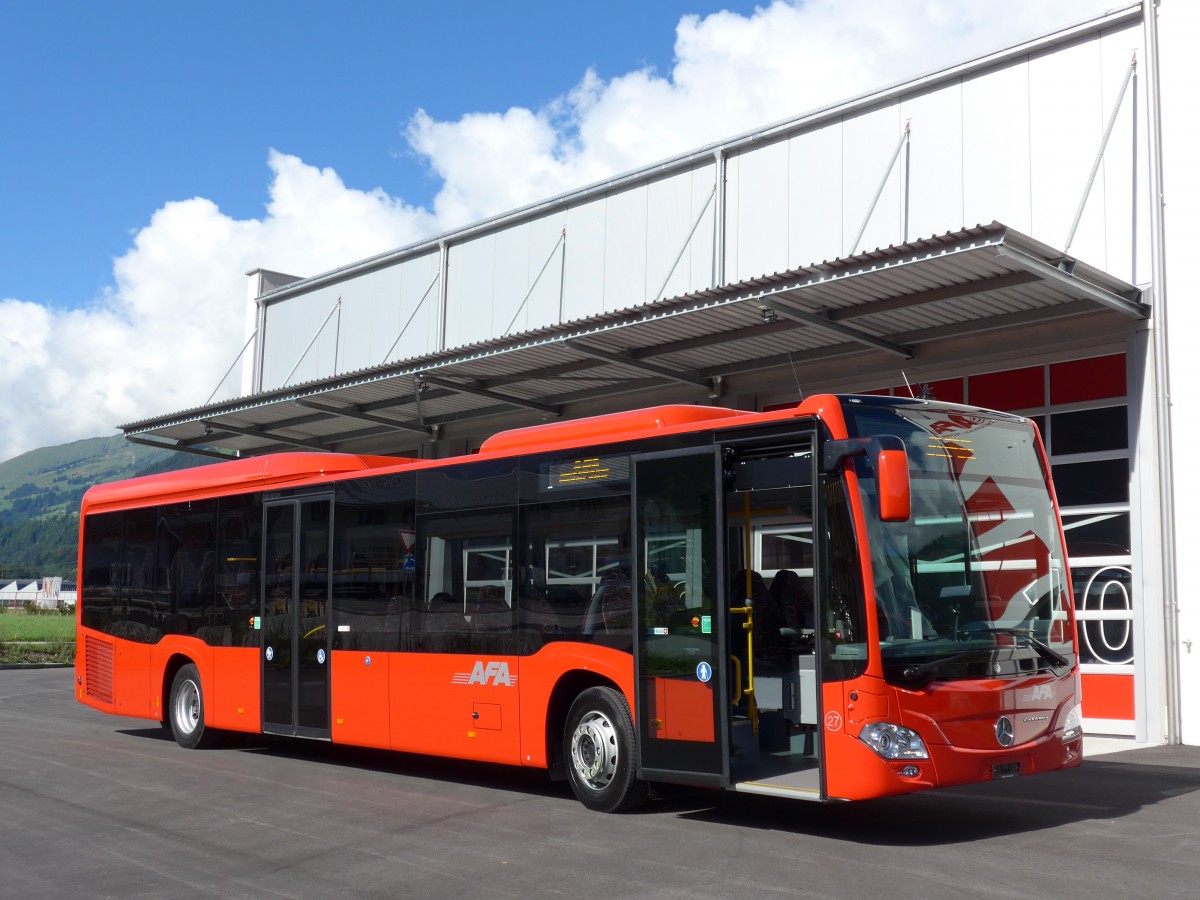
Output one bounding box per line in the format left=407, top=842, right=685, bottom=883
left=570, top=709, right=618, bottom=792
left=174, top=679, right=200, bottom=736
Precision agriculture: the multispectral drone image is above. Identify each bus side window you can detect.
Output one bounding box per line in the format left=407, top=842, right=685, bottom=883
left=518, top=496, right=632, bottom=654
left=415, top=510, right=517, bottom=655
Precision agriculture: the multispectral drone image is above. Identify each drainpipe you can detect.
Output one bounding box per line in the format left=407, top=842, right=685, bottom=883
left=1143, top=0, right=1180, bottom=745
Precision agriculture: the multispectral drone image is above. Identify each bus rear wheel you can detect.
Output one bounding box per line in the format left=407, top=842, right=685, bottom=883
left=564, top=687, right=648, bottom=813
left=168, top=664, right=220, bottom=749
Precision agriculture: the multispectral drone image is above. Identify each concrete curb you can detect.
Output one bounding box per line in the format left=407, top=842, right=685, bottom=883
left=0, top=662, right=73, bottom=670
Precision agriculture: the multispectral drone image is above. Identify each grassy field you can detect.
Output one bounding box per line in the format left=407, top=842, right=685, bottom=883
left=0, top=612, right=76, bottom=641
left=0, top=610, right=75, bottom=664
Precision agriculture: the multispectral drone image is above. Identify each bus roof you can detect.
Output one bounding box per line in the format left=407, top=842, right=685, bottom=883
left=80, top=395, right=854, bottom=514
left=80, top=452, right=409, bottom=515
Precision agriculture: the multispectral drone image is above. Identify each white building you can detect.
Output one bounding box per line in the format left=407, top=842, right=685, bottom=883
left=123, top=2, right=1200, bottom=745
left=0, top=579, right=71, bottom=609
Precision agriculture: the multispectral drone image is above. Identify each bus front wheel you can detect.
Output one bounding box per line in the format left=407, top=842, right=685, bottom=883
left=168, top=664, right=220, bottom=749
left=563, top=687, right=648, bottom=813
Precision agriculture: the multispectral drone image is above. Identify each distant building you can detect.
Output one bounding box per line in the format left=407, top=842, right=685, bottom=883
left=0, top=578, right=75, bottom=609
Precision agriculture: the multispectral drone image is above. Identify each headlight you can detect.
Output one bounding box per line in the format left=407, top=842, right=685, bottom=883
left=1061, top=703, right=1083, bottom=742
left=859, top=722, right=930, bottom=760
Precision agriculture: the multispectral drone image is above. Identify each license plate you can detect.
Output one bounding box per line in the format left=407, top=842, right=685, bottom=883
left=991, top=762, right=1021, bottom=779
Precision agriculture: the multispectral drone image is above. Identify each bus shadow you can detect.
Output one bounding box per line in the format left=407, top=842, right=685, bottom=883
left=671, top=748, right=1200, bottom=844
left=117, top=725, right=565, bottom=798
left=248, top=738, right=564, bottom=799
left=117, top=725, right=1200, bottom=840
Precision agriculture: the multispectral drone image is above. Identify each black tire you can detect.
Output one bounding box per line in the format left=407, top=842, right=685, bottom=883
left=167, top=664, right=221, bottom=749
left=563, top=686, right=648, bottom=813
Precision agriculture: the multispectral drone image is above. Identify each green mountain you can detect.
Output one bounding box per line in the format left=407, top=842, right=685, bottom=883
left=0, top=435, right=208, bottom=582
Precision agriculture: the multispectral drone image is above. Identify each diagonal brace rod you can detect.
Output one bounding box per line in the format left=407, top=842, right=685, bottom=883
left=1065, top=52, right=1137, bottom=253
left=284, top=296, right=342, bottom=387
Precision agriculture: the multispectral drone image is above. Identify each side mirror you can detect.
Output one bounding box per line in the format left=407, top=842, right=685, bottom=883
left=875, top=448, right=911, bottom=522
left=823, top=434, right=911, bottom=522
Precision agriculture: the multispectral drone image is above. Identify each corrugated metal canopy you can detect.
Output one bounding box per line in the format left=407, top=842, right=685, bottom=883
left=123, top=222, right=1146, bottom=459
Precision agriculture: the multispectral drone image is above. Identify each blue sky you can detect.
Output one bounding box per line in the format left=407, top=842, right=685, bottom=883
left=0, top=0, right=1112, bottom=461
left=1, top=1, right=761, bottom=308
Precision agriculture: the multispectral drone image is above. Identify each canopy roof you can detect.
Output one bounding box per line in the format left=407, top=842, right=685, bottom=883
left=123, top=222, right=1145, bottom=459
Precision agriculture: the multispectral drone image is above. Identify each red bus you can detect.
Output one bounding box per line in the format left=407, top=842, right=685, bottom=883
left=75, top=394, right=1082, bottom=811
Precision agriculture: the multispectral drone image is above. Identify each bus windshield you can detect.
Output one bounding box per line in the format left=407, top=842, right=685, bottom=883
left=842, top=398, right=1075, bottom=687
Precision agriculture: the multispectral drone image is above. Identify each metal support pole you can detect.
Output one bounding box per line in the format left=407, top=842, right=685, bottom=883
left=558, top=225, right=568, bottom=324
left=1065, top=52, right=1138, bottom=253
left=850, top=120, right=910, bottom=256
left=332, top=296, right=342, bottom=375
left=712, top=150, right=727, bottom=288
left=438, top=240, right=450, bottom=351
left=1142, top=0, right=1180, bottom=745
left=253, top=300, right=268, bottom=393
left=413, top=376, right=426, bottom=426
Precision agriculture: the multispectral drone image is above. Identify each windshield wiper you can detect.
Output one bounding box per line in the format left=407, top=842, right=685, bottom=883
left=900, top=649, right=995, bottom=687
left=962, top=626, right=1071, bottom=670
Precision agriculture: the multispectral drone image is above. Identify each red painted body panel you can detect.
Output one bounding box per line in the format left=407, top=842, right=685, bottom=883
left=208, top=647, right=260, bottom=733
left=332, top=651, right=392, bottom=749
left=650, top=677, right=716, bottom=742
left=388, top=652, right=523, bottom=764
left=109, top=639, right=154, bottom=719
left=823, top=671, right=1081, bottom=800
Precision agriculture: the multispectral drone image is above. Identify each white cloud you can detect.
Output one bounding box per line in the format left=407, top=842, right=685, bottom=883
left=0, top=0, right=1111, bottom=462
left=0, top=151, right=434, bottom=462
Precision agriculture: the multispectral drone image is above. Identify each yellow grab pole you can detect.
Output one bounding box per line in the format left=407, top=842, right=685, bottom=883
left=727, top=492, right=758, bottom=734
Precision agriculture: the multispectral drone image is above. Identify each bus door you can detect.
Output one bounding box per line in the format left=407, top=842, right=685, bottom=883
left=720, top=429, right=823, bottom=799
left=633, top=449, right=727, bottom=787
left=262, top=496, right=333, bottom=739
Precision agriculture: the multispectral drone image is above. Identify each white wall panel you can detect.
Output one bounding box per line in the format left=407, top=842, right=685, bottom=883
left=260, top=283, right=342, bottom=389
left=731, top=139, right=790, bottom=280
left=962, top=60, right=1033, bottom=234
left=445, top=233, right=496, bottom=348
left=524, top=212, right=568, bottom=330
left=901, top=82, right=965, bottom=242
left=562, top=196, right=607, bottom=321
left=1029, top=38, right=1106, bottom=266
left=646, top=164, right=714, bottom=301
left=258, top=253, right=444, bottom=389
left=603, top=185, right=649, bottom=310
left=492, top=222, right=533, bottom=336
left=339, top=264, right=401, bottom=373
left=842, top=105, right=905, bottom=255
left=385, top=251, right=442, bottom=364
left=788, top=121, right=843, bottom=266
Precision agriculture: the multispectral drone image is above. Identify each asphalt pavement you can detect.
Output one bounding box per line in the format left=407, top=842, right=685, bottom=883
left=2, top=667, right=1198, bottom=899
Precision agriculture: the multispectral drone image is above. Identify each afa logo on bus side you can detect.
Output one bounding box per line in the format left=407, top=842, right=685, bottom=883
left=452, top=661, right=518, bottom=687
